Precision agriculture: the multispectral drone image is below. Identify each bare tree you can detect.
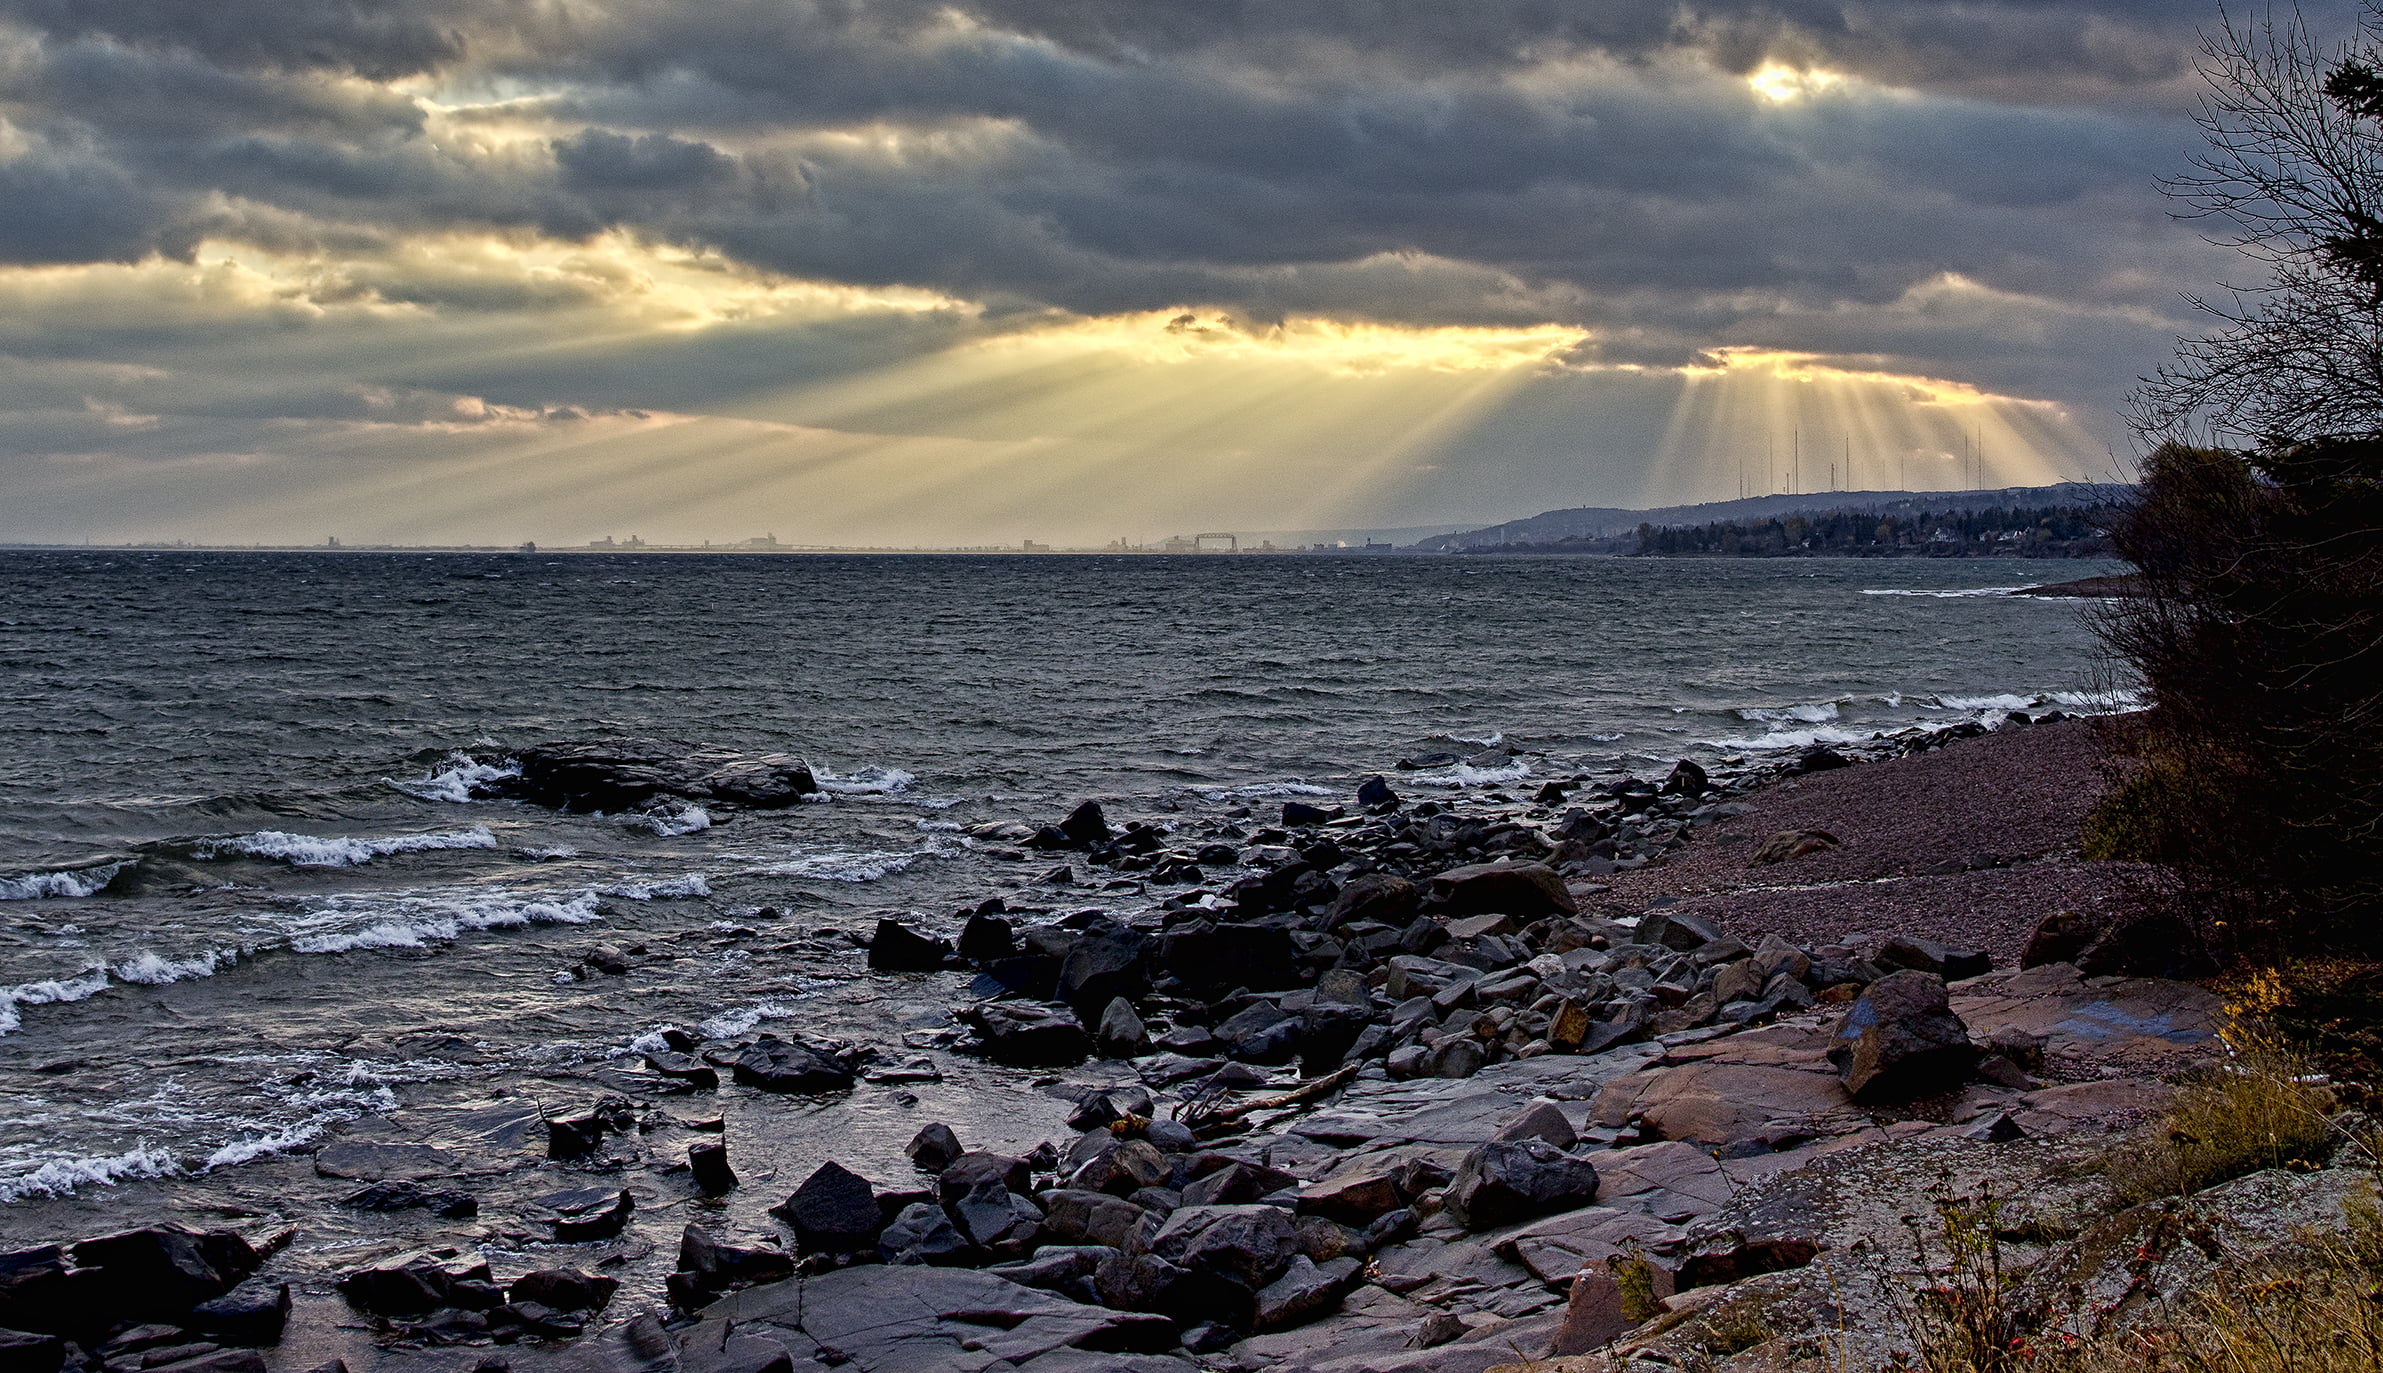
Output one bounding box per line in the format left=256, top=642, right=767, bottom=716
left=2135, top=3, right=2383, bottom=445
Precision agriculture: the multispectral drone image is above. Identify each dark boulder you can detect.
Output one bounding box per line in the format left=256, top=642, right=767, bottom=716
left=1281, top=802, right=1331, bottom=827
left=1155, top=921, right=1300, bottom=992
left=1443, top=1140, right=1599, bottom=1230
left=1147, top=1205, right=1300, bottom=1291
left=531, top=1187, right=634, bottom=1243
left=189, top=1277, right=290, bottom=1346
left=1252, top=1255, right=1362, bottom=1332
left=723, top=1038, right=854, bottom=1094
left=877, top=1203, right=973, bottom=1266
left=506, top=1269, right=616, bottom=1314
left=974, top=954, right=1060, bottom=1000
left=957, top=1001, right=1090, bottom=1066
left=670, top=1228, right=793, bottom=1309
left=2023, top=910, right=2217, bottom=979
left=1356, top=775, right=1399, bottom=812
left=489, top=738, right=817, bottom=812
left=644, top=1051, right=720, bottom=1090
left=1793, top=746, right=1853, bottom=773
left=776, top=1163, right=881, bottom=1254
left=1324, top=873, right=1420, bottom=929
left=1425, top=862, right=1577, bottom=920
left=1661, top=759, right=1709, bottom=797
left=949, top=1180, right=1041, bottom=1257
left=1057, top=930, right=1149, bottom=1022
left=1874, top=935, right=1992, bottom=982
left=0, top=1328, right=63, bottom=1373
left=1827, top=970, right=1976, bottom=1101
left=906, top=1123, right=964, bottom=1173
left=956, top=908, right=1016, bottom=961
left=1634, top=908, right=1726, bottom=952
left=1096, top=997, right=1150, bottom=1058
left=61, top=1226, right=262, bottom=1330
left=936, top=1151, right=1033, bottom=1200
left=339, top=1252, right=490, bottom=1319
left=867, top=918, right=952, bottom=972
left=688, top=1142, right=737, bottom=1195
left=1212, top=1003, right=1301, bottom=1064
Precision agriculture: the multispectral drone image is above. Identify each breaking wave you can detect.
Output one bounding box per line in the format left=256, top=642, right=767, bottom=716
left=388, top=753, right=520, bottom=803
left=193, top=826, right=497, bottom=868
left=0, top=1143, right=182, bottom=1203
left=0, top=862, right=126, bottom=901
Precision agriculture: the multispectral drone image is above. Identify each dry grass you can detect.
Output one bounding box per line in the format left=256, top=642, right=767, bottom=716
left=2104, top=1022, right=2337, bottom=1209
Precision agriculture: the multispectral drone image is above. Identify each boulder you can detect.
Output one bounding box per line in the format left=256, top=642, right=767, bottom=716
left=531, top=1187, right=635, bottom=1243
left=0, top=1329, right=63, bottom=1373
left=490, top=738, right=817, bottom=811
left=1828, top=970, right=1977, bottom=1101
left=188, top=1277, right=290, bottom=1346
left=950, top=1180, right=1043, bottom=1256
left=906, top=1123, right=964, bottom=1173
left=64, top=1226, right=262, bottom=1328
left=1251, top=1255, right=1361, bottom=1332
left=1147, top=1205, right=1300, bottom=1291
left=959, top=1001, right=1091, bottom=1066
left=1296, top=1170, right=1403, bottom=1226
left=1426, top=862, right=1577, bottom=919
left=724, top=1038, right=854, bottom=1094
left=938, top=1151, right=1033, bottom=1199
left=671, top=1228, right=794, bottom=1309
left=1490, top=1101, right=1577, bottom=1149
left=1753, top=829, right=1839, bottom=863
left=1356, top=775, right=1399, bottom=812
left=689, top=1141, right=737, bottom=1195
left=1057, top=931, right=1150, bottom=1022
left=1325, top=873, right=1420, bottom=928
left=1213, top=1003, right=1301, bottom=1064
left=506, top=1269, right=616, bottom=1314
left=339, top=1252, right=490, bottom=1319
left=1875, top=935, right=1992, bottom=982
left=867, top=918, right=952, bottom=972
left=1096, top=997, right=1150, bottom=1058
left=1444, top=1140, right=1599, bottom=1230
left=1059, top=801, right=1113, bottom=847
left=1155, top=922, right=1300, bottom=992
left=1282, top=801, right=1331, bottom=827
left=877, top=1203, right=973, bottom=1266
left=1661, top=759, right=1709, bottom=797
left=1634, top=909, right=1725, bottom=952
left=956, top=908, right=1016, bottom=960
left=1041, top=1190, right=1154, bottom=1250
left=777, top=1163, right=881, bottom=1254
left=645, top=1051, right=720, bottom=1090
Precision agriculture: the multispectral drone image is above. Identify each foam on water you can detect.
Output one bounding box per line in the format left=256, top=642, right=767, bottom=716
left=193, top=825, right=497, bottom=867
left=813, top=765, right=917, bottom=795
left=1861, top=586, right=2040, bottom=598
left=113, top=950, right=233, bottom=985
left=1737, top=701, right=1842, bottom=724
left=1194, top=781, right=1339, bottom=799
left=388, top=753, right=520, bottom=803
left=622, top=800, right=710, bottom=836
left=1406, top=758, right=1534, bottom=788
left=0, top=969, right=111, bottom=1035
left=749, top=849, right=925, bottom=882
left=278, top=889, right=602, bottom=955
left=597, top=874, right=711, bottom=899
left=0, top=862, right=126, bottom=901
left=0, top=1143, right=182, bottom=1203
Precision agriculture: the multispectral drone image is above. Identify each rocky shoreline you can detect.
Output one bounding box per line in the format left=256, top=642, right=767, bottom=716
left=6, top=714, right=2337, bottom=1373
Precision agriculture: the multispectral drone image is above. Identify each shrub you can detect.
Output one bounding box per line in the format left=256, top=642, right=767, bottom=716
left=2105, top=1023, right=2336, bottom=1208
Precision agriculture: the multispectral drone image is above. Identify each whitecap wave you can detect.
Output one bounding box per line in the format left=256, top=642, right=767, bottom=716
left=203, top=1122, right=325, bottom=1171
left=388, top=753, right=520, bottom=803
left=1407, top=759, right=1534, bottom=788
left=0, top=862, right=126, bottom=901
left=814, top=765, right=917, bottom=795
left=281, top=890, right=602, bottom=955
left=1703, top=724, right=1878, bottom=752
left=1194, top=781, right=1339, bottom=799
left=750, top=849, right=926, bottom=882
left=0, top=968, right=111, bottom=1034
left=113, top=950, right=232, bottom=986
left=1453, top=731, right=1507, bottom=747
left=0, top=1143, right=182, bottom=1202
left=598, top=874, right=712, bottom=900
left=1860, top=586, right=2038, bottom=598
left=623, top=800, right=710, bottom=836
left=193, top=826, right=497, bottom=868
left=1737, top=701, right=1841, bottom=724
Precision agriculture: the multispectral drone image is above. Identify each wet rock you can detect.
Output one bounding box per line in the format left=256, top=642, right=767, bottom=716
left=1326, top=872, right=1420, bottom=929
left=645, top=1051, right=720, bottom=1090
left=545, top=1096, right=635, bottom=1159
left=506, top=1268, right=616, bottom=1313
left=690, top=1141, right=738, bottom=1195
left=951, top=1180, right=1043, bottom=1256
left=867, top=918, right=952, bottom=972
left=1213, top=1003, right=1301, bottom=1064
left=1252, top=1254, right=1361, bottom=1332
left=1068, top=1141, right=1169, bottom=1196
left=1829, top=970, right=1977, bottom=1101
left=338, top=1252, right=490, bottom=1319
left=187, top=1277, right=289, bottom=1347
left=0, top=1329, right=63, bottom=1373
left=1633, top=909, right=1725, bottom=952
left=1445, top=1139, right=1600, bottom=1230
left=1041, top=1190, right=1154, bottom=1250
left=906, top=1122, right=964, bottom=1173
left=1662, top=759, right=1709, bottom=797
left=777, top=1163, right=882, bottom=1254
left=984, top=1245, right=1107, bottom=1294
left=1147, top=1204, right=1301, bottom=1291
left=1096, top=997, right=1150, bottom=1058
left=1057, top=931, right=1150, bottom=1021
left=877, top=1202, right=973, bottom=1266
left=1792, top=746, right=1852, bottom=773
left=671, top=1227, right=794, bottom=1309
left=957, top=907, right=1016, bottom=960
left=1876, top=935, right=1992, bottom=981
left=1297, top=1169, right=1403, bottom=1226
left=531, top=1187, right=635, bottom=1243
left=1753, top=829, right=1839, bottom=863
left=1155, top=921, right=1301, bottom=992
left=939, top=1150, right=1034, bottom=1199
left=1427, top=862, right=1577, bottom=920
left=337, top=1181, right=477, bottom=1220
left=1357, top=775, right=1399, bottom=812
left=65, top=1226, right=262, bottom=1329
left=723, top=1037, right=856, bottom=1094
left=1031, top=800, right=1114, bottom=849
left=1427, top=1037, right=1486, bottom=1079
left=1069, top=1086, right=1153, bottom=1131
left=493, top=738, right=818, bottom=812
left=677, top=1321, right=795, bottom=1373
left=1490, top=1101, right=1577, bottom=1149
left=959, top=1001, right=1091, bottom=1066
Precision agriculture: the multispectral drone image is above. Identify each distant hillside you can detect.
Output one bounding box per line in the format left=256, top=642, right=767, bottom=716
left=1408, top=483, right=2131, bottom=550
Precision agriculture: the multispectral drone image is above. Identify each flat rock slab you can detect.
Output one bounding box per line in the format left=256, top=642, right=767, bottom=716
left=1587, top=1061, right=1861, bottom=1151
left=697, top=1262, right=1180, bottom=1373
left=312, top=1142, right=464, bottom=1181
left=1295, top=1048, right=1659, bottom=1147
left=1951, top=965, right=2223, bottom=1066
left=1491, top=1205, right=1692, bottom=1284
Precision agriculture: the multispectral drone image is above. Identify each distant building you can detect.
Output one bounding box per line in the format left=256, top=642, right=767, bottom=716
left=1022, top=539, right=1053, bottom=553
left=1159, top=535, right=1198, bottom=554
left=326, top=536, right=339, bottom=548
left=743, top=534, right=781, bottom=548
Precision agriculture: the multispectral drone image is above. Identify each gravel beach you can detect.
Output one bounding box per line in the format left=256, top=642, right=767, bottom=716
left=1594, top=716, right=2150, bottom=966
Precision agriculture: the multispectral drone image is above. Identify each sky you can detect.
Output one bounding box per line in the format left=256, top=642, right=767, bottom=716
left=0, top=1, right=2347, bottom=547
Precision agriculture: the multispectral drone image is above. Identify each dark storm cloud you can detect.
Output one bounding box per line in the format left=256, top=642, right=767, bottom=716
left=0, top=0, right=2336, bottom=428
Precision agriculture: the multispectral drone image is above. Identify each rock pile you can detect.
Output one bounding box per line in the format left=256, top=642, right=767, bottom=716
left=0, top=1224, right=290, bottom=1373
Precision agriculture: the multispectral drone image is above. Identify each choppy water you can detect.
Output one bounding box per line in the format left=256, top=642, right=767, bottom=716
left=0, top=550, right=2122, bottom=1221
